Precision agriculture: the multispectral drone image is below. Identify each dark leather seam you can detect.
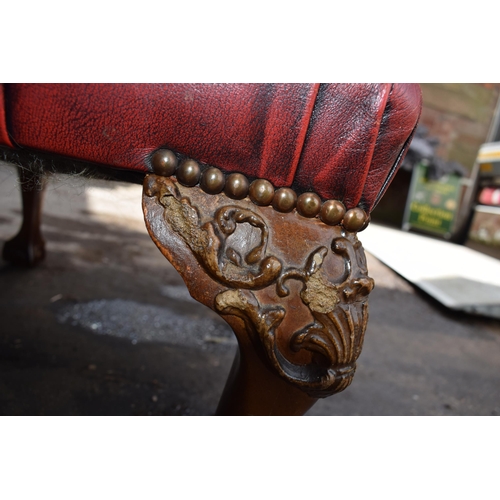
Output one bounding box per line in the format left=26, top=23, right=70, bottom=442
left=288, top=83, right=321, bottom=185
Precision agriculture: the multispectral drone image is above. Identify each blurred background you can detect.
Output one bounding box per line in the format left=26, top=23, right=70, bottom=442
left=1, top=83, right=499, bottom=416
left=372, top=83, right=500, bottom=256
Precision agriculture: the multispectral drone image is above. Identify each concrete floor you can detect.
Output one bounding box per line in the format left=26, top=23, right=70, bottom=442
left=1, top=163, right=499, bottom=416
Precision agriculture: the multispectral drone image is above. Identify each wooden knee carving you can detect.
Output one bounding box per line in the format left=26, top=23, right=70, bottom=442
left=143, top=172, right=374, bottom=415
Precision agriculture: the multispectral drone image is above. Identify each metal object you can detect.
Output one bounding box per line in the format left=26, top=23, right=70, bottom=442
left=249, top=179, right=275, bottom=206
left=272, top=188, right=297, bottom=213
left=296, top=192, right=322, bottom=218
left=224, top=173, right=249, bottom=200
left=201, top=167, right=225, bottom=194
left=151, top=149, right=178, bottom=177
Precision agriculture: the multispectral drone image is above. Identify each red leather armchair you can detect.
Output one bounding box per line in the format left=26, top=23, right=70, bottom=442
left=0, top=84, right=422, bottom=415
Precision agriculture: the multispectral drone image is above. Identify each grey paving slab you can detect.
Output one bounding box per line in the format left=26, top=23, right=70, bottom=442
left=362, top=223, right=500, bottom=319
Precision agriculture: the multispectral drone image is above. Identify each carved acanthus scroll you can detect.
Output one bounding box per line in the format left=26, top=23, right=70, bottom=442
left=143, top=174, right=374, bottom=398
left=216, top=239, right=374, bottom=397
left=144, top=175, right=282, bottom=289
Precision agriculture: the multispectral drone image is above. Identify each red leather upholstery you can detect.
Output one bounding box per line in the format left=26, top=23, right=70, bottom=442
left=293, top=84, right=422, bottom=209
left=2, top=83, right=421, bottom=211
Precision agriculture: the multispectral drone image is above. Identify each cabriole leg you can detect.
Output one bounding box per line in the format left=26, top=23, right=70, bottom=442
left=215, top=337, right=318, bottom=416
left=3, top=167, right=47, bottom=267
left=142, top=173, right=374, bottom=416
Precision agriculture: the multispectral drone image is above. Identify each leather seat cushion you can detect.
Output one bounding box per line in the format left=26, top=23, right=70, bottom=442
left=1, top=83, right=421, bottom=211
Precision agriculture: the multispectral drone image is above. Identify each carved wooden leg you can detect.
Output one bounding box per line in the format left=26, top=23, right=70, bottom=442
left=215, top=341, right=318, bottom=416
left=142, top=174, right=374, bottom=416
left=3, top=168, right=47, bottom=267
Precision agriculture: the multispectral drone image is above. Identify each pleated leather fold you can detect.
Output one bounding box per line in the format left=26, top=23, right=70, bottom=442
left=293, top=84, right=392, bottom=209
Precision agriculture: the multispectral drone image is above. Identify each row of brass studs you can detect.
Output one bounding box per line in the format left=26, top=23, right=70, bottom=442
left=150, top=149, right=369, bottom=232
